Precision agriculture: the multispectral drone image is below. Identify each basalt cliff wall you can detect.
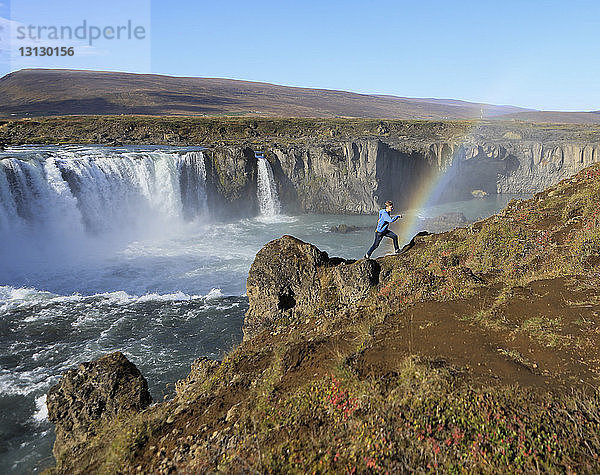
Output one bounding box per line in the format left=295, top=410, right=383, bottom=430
left=2, top=117, right=600, bottom=214
left=210, top=138, right=600, bottom=214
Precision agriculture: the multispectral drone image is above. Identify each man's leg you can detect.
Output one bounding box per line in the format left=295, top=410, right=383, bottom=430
left=366, top=232, right=384, bottom=258
left=385, top=230, right=400, bottom=252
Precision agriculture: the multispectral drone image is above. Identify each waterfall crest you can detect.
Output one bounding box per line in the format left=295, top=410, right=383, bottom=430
left=0, top=146, right=209, bottom=276
left=255, top=153, right=281, bottom=216
left=0, top=147, right=208, bottom=239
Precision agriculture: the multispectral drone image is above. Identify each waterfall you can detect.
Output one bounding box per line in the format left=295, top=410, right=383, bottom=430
left=0, top=155, right=87, bottom=240
left=256, top=153, right=281, bottom=216
left=0, top=147, right=209, bottom=269
left=179, top=151, right=209, bottom=221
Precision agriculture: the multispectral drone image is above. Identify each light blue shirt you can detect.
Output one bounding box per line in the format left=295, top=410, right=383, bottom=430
left=376, top=209, right=398, bottom=232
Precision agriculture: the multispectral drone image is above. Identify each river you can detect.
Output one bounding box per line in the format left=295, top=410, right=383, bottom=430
left=0, top=145, right=527, bottom=473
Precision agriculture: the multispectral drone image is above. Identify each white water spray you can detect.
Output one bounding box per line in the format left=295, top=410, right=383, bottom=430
left=0, top=147, right=208, bottom=235
left=0, top=146, right=208, bottom=278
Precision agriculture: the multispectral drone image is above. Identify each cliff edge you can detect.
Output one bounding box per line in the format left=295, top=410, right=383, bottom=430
left=46, top=164, right=600, bottom=473
left=3, top=117, right=600, bottom=214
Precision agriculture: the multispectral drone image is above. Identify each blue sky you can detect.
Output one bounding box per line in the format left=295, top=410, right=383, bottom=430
left=1, top=0, right=599, bottom=111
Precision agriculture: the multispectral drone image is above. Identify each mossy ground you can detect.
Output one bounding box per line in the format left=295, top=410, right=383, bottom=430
left=2, top=116, right=600, bottom=148
left=213, top=360, right=600, bottom=474
left=49, top=163, right=600, bottom=474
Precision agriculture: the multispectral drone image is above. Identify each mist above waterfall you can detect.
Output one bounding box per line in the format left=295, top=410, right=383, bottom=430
left=0, top=146, right=209, bottom=283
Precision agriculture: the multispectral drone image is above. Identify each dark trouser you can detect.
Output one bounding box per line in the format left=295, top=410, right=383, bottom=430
left=367, top=229, right=399, bottom=257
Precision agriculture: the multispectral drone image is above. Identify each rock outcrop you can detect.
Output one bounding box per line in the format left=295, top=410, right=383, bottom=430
left=204, top=146, right=259, bottom=218
left=47, top=352, right=152, bottom=462
left=244, top=235, right=380, bottom=339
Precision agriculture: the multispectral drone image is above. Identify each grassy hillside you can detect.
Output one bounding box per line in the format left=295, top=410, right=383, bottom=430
left=3, top=69, right=598, bottom=124
left=48, top=163, right=600, bottom=474
left=0, top=69, right=531, bottom=119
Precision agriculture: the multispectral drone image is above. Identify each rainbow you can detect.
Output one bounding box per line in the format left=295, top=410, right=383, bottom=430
left=394, top=117, right=487, bottom=245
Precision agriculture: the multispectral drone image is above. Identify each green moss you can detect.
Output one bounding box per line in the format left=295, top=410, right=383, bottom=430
left=214, top=357, right=600, bottom=473
left=518, top=316, right=566, bottom=348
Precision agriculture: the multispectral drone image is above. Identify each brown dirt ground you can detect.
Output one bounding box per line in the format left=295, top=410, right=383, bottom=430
left=350, top=275, right=600, bottom=392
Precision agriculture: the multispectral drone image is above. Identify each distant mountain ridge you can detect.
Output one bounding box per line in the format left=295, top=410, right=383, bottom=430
left=0, top=68, right=597, bottom=123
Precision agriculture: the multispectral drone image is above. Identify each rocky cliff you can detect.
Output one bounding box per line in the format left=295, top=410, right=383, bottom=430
left=2, top=117, right=600, bottom=215
left=48, top=165, right=600, bottom=474
left=198, top=122, right=600, bottom=214
left=269, top=139, right=434, bottom=213
left=447, top=141, right=600, bottom=196
left=44, top=163, right=600, bottom=473
left=216, top=137, right=600, bottom=214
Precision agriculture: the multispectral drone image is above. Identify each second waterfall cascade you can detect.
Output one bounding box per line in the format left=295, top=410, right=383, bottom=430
left=255, top=152, right=281, bottom=216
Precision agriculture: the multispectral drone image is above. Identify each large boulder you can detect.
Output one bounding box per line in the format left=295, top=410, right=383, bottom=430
left=47, top=351, right=152, bottom=461
left=244, top=235, right=379, bottom=339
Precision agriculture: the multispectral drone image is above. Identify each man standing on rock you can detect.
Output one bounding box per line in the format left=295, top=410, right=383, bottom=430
left=364, top=201, right=402, bottom=259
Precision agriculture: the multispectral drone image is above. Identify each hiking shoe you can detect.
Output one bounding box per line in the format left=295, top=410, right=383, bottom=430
left=364, top=254, right=370, bottom=259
